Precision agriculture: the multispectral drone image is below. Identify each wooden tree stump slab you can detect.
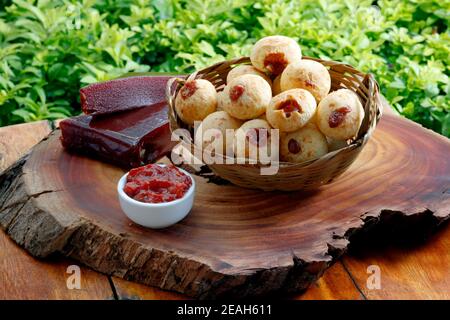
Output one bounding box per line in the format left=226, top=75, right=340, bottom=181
left=0, top=114, right=449, bottom=299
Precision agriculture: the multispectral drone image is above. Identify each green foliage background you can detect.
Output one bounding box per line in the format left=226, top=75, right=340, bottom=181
left=0, top=0, right=449, bottom=136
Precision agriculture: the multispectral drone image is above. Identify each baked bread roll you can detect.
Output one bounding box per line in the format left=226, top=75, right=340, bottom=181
left=280, top=59, right=331, bottom=102
left=266, top=89, right=316, bottom=132
left=175, top=79, right=217, bottom=125
left=220, top=74, right=272, bottom=120
left=216, top=90, right=225, bottom=111
left=327, top=137, right=349, bottom=152
left=250, top=35, right=302, bottom=76
left=317, top=89, right=365, bottom=140
left=280, top=124, right=328, bottom=163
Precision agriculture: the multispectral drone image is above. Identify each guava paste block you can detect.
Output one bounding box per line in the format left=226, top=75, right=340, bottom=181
left=60, top=102, right=176, bottom=168
left=80, top=76, right=174, bottom=115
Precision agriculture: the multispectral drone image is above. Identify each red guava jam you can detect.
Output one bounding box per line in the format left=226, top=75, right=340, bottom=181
left=278, top=99, right=302, bottom=118
left=288, top=139, right=301, bottom=154
left=230, top=85, right=245, bottom=101
left=263, top=52, right=288, bottom=75
left=328, top=106, right=352, bottom=128
left=123, top=164, right=192, bottom=203
left=180, top=81, right=197, bottom=99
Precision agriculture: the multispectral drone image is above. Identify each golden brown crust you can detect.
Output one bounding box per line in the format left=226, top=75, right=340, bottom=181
left=266, top=89, right=317, bottom=132
left=317, top=89, right=365, bottom=140
left=227, top=65, right=272, bottom=87
left=250, top=36, right=302, bottom=76
left=272, top=75, right=282, bottom=96
left=280, top=60, right=331, bottom=103
left=175, top=79, right=217, bottom=125
left=221, top=74, right=272, bottom=120
left=280, top=124, right=328, bottom=163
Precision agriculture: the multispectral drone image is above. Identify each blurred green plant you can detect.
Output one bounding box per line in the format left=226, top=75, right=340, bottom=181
left=0, top=0, right=449, bottom=136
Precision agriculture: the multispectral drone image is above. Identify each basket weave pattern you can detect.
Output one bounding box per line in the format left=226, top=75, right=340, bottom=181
left=166, top=56, right=382, bottom=191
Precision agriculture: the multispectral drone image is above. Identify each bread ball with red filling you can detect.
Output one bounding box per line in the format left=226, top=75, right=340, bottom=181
left=266, top=89, right=316, bottom=132
left=317, top=89, right=365, bottom=140
left=220, top=74, right=272, bottom=120
left=175, top=79, right=217, bottom=125
left=280, top=124, right=328, bottom=163
left=280, top=59, right=331, bottom=103
left=250, top=36, right=302, bottom=76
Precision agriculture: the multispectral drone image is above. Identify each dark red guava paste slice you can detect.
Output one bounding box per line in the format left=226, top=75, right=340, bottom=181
left=60, top=102, right=176, bottom=168
left=80, top=75, right=175, bottom=115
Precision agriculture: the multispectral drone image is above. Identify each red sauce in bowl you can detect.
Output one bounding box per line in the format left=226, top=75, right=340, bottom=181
left=123, top=164, right=192, bottom=204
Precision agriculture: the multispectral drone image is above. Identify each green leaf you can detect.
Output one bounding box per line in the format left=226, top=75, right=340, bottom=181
left=197, top=41, right=216, bottom=57
left=12, top=108, right=33, bottom=121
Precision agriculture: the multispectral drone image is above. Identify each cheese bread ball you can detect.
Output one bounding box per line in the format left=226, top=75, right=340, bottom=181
left=234, top=119, right=275, bottom=161
left=280, top=124, right=328, bottom=163
left=317, top=89, right=365, bottom=140
left=227, top=65, right=272, bottom=87
left=175, top=79, right=217, bottom=125
left=280, top=60, right=331, bottom=102
left=250, top=35, right=302, bottom=76
left=221, top=74, right=272, bottom=120
left=272, top=75, right=282, bottom=96
left=194, top=111, right=242, bottom=155
left=266, top=89, right=316, bottom=132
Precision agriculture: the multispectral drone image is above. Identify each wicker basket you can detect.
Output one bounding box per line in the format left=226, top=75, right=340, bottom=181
left=166, top=56, right=382, bottom=191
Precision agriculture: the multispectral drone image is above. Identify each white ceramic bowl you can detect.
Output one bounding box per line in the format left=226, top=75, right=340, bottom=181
left=117, top=165, right=195, bottom=229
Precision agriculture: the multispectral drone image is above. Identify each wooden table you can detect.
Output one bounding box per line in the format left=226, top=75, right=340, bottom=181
left=0, top=104, right=449, bottom=300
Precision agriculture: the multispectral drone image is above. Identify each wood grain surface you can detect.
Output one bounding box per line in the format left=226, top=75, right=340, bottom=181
left=1, top=111, right=448, bottom=299
left=0, top=121, right=113, bottom=300
left=0, top=230, right=113, bottom=299
left=0, top=121, right=51, bottom=171
left=343, top=225, right=450, bottom=300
